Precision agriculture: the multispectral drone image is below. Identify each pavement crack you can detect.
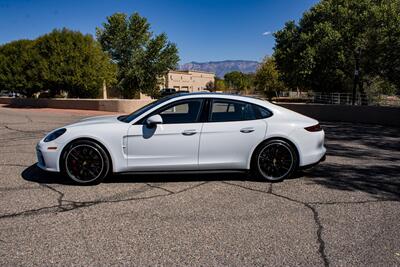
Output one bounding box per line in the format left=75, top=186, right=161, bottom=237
left=25, top=115, right=33, bottom=123
left=267, top=183, right=273, bottom=193
left=0, top=185, right=44, bottom=192
left=0, top=136, right=41, bottom=142
left=146, top=183, right=175, bottom=194
left=0, top=163, right=31, bottom=168
left=305, top=203, right=329, bottom=267
left=310, top=198, right=399, bottom=205
left=222, top=181, right=301, bottom=204
left=39, top=184, right=66, bottom=211
left=221, top=181, right=330, bottom=266
left=3, top=125, right=45, bottom=134
left=0, top=204, right=61, bottom=219
left=0, top=181, right=209, bottom=220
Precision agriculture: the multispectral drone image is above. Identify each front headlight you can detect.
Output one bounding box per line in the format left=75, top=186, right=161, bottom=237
left=44, top=128, right=67, bottom=142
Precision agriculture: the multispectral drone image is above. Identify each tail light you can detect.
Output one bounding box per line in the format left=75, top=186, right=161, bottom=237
left=305, top=123, right=322, bottom=132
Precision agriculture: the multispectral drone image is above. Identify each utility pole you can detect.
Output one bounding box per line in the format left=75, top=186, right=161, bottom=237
left=352, top=48, right=361, bottom=105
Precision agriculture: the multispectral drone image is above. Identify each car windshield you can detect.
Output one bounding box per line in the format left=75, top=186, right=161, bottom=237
left=117, top=95, right=179, bottom=123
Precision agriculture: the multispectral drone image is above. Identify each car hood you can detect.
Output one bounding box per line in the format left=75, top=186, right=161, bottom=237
left=67, top=115, right=123, bottom=128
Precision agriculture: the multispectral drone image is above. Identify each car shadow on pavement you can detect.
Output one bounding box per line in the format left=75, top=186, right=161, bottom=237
left=21, top=164, right=263, bottom=185
left=21, top=162, right=399, bottom=200
left=21, top=165, right=76, bottom=185
left=22, top=162, right=399, bottom=201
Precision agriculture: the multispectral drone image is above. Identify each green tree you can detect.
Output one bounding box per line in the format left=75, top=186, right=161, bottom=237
left=254, top=57, right=285, bottom=99
left=215, top=77, right=227, bottom=91
left=274, top=0, right=400, bottom=92
left=0, top=40, right=44, bottom=97
left=224, top=71, right=254, bottom=92
left=96, top=12, right=179, bottom=98
left=224, top=71, right=242, bottom=91
left=35, top=28, right=116, bottom=98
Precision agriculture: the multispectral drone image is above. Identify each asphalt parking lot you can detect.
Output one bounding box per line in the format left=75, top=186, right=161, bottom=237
left=0, top=105, right=399, bottom=266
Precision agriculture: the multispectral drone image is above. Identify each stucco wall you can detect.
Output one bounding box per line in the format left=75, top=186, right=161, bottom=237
left=164, top=70, right=215, bottom=92
left=277, top=103, right=400, bottom=127
left=0, top=97, right=153, bottom=113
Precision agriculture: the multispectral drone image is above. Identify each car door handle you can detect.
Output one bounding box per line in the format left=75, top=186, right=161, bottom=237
left=240, top=127, right=255, bottom=133
left=182, top=130, right=197, bottom=136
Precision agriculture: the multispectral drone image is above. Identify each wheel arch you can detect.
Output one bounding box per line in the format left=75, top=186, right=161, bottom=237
left=59, top=137, right=114, bottom=174
left=247, top=136, right=301, bottom=170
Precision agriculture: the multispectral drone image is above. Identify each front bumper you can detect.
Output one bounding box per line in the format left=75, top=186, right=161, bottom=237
left=36, top=141, right=62, bottom=172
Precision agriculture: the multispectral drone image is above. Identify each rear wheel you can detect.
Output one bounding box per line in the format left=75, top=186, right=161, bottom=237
left=62, top=140, right=110, bottom=185
left=252, top=139, right=298, bottom=182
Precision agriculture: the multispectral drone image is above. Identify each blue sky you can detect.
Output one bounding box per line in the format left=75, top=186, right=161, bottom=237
left=0, top=0, right=318, bottom=63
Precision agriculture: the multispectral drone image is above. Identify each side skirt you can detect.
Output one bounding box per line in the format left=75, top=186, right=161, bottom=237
left=117, top=169, right=249, bottom=176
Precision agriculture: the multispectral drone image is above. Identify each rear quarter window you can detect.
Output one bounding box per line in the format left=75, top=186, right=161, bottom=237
left=253, top=105, right=273, bottom=119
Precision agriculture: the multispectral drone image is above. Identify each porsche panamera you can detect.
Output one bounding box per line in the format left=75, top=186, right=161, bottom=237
left=36, top=93, right=326, bottom=184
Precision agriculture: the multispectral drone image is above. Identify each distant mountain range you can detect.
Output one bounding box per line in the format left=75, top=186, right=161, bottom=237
left=180, top=60, right=260, bottom=78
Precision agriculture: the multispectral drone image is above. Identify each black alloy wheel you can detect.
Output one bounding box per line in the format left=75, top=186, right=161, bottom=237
left=63, top=140, right=110, bottom=184
left=253, top=139, right=298, bottom=182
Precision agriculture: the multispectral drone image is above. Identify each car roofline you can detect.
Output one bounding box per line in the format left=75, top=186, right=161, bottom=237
left=167, top=92, right=273, bottom=107
left=129, top=92, right=274, bottom=124
left=166, top=92, right=267, bottom=101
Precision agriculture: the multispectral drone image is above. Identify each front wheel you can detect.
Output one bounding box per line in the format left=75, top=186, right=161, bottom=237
left=62, top=140, right=110, bottom=185
left=252, top=139, right=298, bottom=182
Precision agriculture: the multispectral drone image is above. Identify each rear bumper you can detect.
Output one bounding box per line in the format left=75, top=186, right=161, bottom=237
left=299, top=152, right=326, bottom=170
left=289, top=128, right=326, bottom=167
left=299, top=146, right=326, bottom=167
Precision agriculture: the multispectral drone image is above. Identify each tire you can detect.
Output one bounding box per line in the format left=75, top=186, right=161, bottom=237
left=252, top=139, right=298, bottom=182
left=61, top=140, right=110, bottom=185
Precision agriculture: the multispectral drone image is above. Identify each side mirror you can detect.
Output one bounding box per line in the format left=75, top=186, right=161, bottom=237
left=146, top=114, right=163, bottom=127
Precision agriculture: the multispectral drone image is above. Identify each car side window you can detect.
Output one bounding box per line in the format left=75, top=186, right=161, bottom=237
left=253, top=105, right=273, bottom=119
left=156, top=99, right=203, bottom=124
left=209, top=99, right=256, bottom=122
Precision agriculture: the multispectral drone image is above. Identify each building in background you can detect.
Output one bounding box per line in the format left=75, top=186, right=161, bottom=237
left=161, top=70, right=215, bottom=92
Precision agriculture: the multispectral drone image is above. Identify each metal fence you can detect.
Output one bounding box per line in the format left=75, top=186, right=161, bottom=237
left=275, top=91, right=400, bottom=106
left=312, top=92, right=365, bottom=105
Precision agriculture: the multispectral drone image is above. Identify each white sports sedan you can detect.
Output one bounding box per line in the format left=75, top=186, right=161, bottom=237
left=36, top=93, right=326, bottom=184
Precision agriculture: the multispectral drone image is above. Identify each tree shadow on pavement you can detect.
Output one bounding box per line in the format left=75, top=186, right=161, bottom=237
left=306, top=122, right=400, bottom=200
left=322, top=122, right=400, bottom=152
left=304, top=163, right=400, bottom=200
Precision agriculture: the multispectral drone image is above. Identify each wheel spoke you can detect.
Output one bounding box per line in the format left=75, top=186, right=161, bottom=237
left=83, top=167, right=97, bottom=179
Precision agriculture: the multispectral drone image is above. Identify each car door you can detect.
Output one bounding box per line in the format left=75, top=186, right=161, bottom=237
left=125, top=99, right=204, bottom=171
left=199, top=99, right=268, bottom=170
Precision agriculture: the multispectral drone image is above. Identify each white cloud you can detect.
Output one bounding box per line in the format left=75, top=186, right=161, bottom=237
left=262, top=31, right=272, bottom=36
